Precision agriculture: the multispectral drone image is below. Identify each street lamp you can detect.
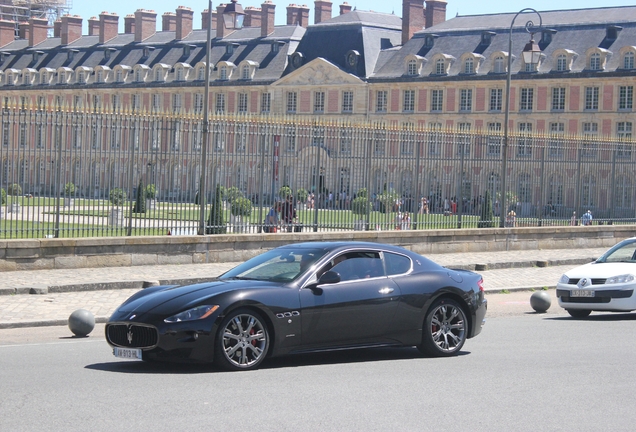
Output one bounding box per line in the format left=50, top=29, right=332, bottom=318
left=198, top=0, right=246, bottom=235
left=500, top=8, right=542, bottom=228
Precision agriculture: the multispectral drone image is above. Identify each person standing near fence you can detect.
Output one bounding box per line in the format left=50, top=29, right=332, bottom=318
left=282, top=196, right=297, bottom=232
left=264, top=201, right=281, bottom=233
left=581, top=210, right=593, bottom=226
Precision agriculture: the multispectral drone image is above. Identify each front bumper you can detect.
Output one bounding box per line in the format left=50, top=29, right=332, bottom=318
left=556, top=283, right=636, bottom=312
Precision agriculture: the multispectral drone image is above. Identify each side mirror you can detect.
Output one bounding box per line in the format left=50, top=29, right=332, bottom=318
left=318, top=270, right=340, bottom=285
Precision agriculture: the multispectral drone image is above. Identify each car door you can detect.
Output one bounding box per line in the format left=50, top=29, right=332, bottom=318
left=298, top=252, right=401, bottom=348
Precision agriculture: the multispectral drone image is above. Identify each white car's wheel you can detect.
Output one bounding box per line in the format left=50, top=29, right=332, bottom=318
left=567, top=309, right=591, bottom=318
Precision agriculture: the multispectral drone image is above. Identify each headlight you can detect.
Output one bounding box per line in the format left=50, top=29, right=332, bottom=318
left=605, top=274, right=635, bottom=285
left=164, top=305, right=219, bottom=323
left=558, top=274, right=569, bottom=284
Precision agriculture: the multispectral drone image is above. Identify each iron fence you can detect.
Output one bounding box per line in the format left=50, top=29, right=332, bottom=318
left=0, top=105, right=634, bottom=238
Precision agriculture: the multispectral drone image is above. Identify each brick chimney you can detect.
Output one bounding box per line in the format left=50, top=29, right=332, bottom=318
left=402, top=0, right=425, bottom=45
left=0, top=19, right=14, bottom=48
left=124, top=14, right=135, bottom=34
left=261, top=1, right=275, bottom=36
left=201, top=9, right=214, bottom=30
left=287, top=4, right=309, bottom=27
left=314, top=1, right=332, bottom=24
left=339, top=2, right=352, bottom=15
left=53, top=19, right=61, bottom=37
left=425, top=0, right=447, bottom=28
left=244, top=7, right=261, bottom=27
left=29, top=17, right=48, bottom=47
left=18, top=22, right=29, bottom=40
left=216, top=4, right=228, bottom=38
left=134, top=9, right=157, bottom=42
left=174, top=7, right=193, bottom=40
left=100, top=12, right=119, bottom=44
left=88, top=17, right=99, bottom=36
left=61, top=15, right=82, bottom=45
left=162, top=12, right=176, bottom=31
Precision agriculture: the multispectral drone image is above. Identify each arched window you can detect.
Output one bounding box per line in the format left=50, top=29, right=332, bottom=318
left=556, top=54, right=567, bottom=72
left=464, top=57, right=474, bottom=74
left=589, top=53, right=601, bottom=70
left=624, top=51, right=635, bottom=70
left=407, top=59, right=417, bottom=75
left=493, top=56, right=505, bottom=73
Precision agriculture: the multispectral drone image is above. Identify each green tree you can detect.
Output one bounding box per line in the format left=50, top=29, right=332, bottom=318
left=231, top=196, right=253, bottom=217
left=63, top=182, right=75, bottom=197
left=0, top=188, right=5, bottom=205
left=351, top=196, right=371, bottom=216
left=145, top=184, right=157, bottom=199
left=207, top=184, right=227, bottom=234
left=478, top=190, right=495, bottom=228
left=8, top=183, right=22, bottom=196
left=133, top=179, right=146, bottom=213
left=109, top=188, right=127, bottom=207
left=279, top=186, right=293, bottom=200
left=225, top=186, right=243, bottom=203
left=296, top=188, right=309, bottom=203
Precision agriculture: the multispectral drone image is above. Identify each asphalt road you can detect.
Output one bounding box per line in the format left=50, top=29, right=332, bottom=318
left=1, top=294, right=635, bottom=431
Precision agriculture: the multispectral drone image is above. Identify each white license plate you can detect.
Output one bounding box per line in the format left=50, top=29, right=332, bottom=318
left=113, top=347, right=142, bottom=360
left=570, top=290, right=595, bottom=298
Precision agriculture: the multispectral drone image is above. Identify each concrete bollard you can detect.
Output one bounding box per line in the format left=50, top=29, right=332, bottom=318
left=530, top=291, right=552, bottom=313
left=68, top=309, right=95, bottom=337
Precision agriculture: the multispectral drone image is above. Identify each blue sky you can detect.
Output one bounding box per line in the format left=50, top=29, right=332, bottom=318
left=68, top=0, right=635, bottom=32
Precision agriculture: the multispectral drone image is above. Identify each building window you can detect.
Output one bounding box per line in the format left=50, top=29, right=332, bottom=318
left=241, top=65, right=250, bottom=80
left=548, top=122, right=565, bottom=158
left=556, top=54, right=567, bottom=72
left=517, top=123, right=532, bottom=157
left=435, top=58, right=445, bottom=75
left=407, top=59, right=417, bottom=76
left=519, top=88, right=533, bottom=111
left=552, top=87, right=566, bottom=111
left=116, top=70, right=123, bottom=83
left=490, top=88, right=502, bottom=111
left=58, top=71, right=66, bottom=84
left=135, top=69, right=143, bottom=82
left=197, top=66, right=206, bottom=81
left=152, top=94, right=161, bottom=112
left=155, top=69, right=163, bottom=81
left=428, top=123, right=442, bottom=155
left=459, top=89, right=472, bottom=112
left=261, top=92, right=271, bottom=113
left=340, top=129, right=352, bottom=154
left=431, top=89, right=443, bottom=112
left=238, top=93, right=248, bottom=113
left=619, top=86, right=634, bottom=110
left=457, top=123, right=470, bottom=156
left=314, top=91, right=325, bottom=113
left=96, top=70, right=103, bottom=83
left=617, top=122, right=633, bottom=159
left=219, top=66, right=228, bottom=80
left=400, top=123, right=414, bottom=155
left=112, top=94, right=120, bottom=111
left=585, top=87, right=599, bottom=110
left=285, top=127, right=296, bottom=152
left=403, top=90, right=415, bottom=112
left=493, top=56, right=505, bottom=73
left=194, top=93, right=203, bottom=114
left=176, top=68, right=184, bottom=81
left=487, top=122, right=502, bottom=156
left=172, top=94, right=182, bottom=113
left=373, top=130, right=386, bottom=155
left=376, top=90, right=387, bottom=113
left=287, top=92, right=297, bottom=113
left=589, top=53, right=601, bottom=70
left=215, top=93, right=225, bottom=114
left=464, top=57, right=474, bottom=74
left=342, top=91, right=353, bottom=113
left=624, top=52, right=635, bottom=70
left=582, top=122, right=598, bottom=158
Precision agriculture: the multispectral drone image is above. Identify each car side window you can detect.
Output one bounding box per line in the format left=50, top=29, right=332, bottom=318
left=385, top=252, right=412, bottom=275
left=329, top=254, right=383, bottom=281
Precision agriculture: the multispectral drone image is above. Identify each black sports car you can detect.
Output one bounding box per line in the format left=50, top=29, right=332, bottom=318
left=105, top=241, right=487, bottom=370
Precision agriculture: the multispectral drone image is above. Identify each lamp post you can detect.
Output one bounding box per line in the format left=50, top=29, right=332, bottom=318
left=500, top=8, right=542, bottom=228
left=198, top=0, right=245, bottom=235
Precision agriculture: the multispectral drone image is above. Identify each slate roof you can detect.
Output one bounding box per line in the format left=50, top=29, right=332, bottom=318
left=372, top=5, right=636, bottom=79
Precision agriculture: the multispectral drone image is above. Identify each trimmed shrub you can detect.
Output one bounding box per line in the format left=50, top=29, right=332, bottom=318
left=109, top=188, right=127, bottom=206
left=231, top=196, right=253, bottom=217
left=8, top=183, right=22, bottom=196
left=351, top=196, right=371, bottom=216
left=207, top=184, right=227, bottom=234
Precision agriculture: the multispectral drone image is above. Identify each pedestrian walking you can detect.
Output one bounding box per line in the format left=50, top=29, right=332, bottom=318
left=581, top=210, right=593, bottom=226
left=264, top=201, right=280, bottom=233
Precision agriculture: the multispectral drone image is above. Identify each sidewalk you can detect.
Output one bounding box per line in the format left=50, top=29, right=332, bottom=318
left=0, top=247, right=607, bottom=329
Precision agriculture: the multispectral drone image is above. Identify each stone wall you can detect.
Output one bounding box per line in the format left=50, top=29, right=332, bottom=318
left=0, top=226, right=634, bottom=272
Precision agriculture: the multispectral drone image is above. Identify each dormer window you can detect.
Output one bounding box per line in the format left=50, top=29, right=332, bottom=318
left=40, top=71, right=47, bottom=84
left=464, top=57, right=474, bottom=74
left=435, top=58, right=445, bottom=75
left=241, top=64, right=250, bottom=80
left=183, top=45, right=195, bottom=57
left=481, top=31, right=495, bottom=45
left=407, top=59, right=417, bottom=75
left=96, top=70, right=104, bottom=83
left=625, top=51, right=635, bottom=69
left=58, top=71, right=66, bottom=84
left=135, top=69, right=143, bottom=82
left=220, top=66, right=227, bottom=80
left=116, top=70, right=123, bottom=83
left=541, top=29, right=557, bottom=46
left=271, top=41, right=285, bottom=53
left=551, top=49, right=577, bottom=73
left=556, top=54, right=567, bottom=71
left=22, top=72, right=29, bottom=85
left=176, top=68, right=184, bottom=81
left=197, top=65, right=206, bottom=80
left=226, top=43, right=239, bottom=55
left=68, top=49, right=78, bottom=62
left=143, top=46, right=155, bottom=58
left=493, top=56, right=505, bottom=73
left=77, top=71, right=85, bottom=83
left=424, top=34, right=437, bottom=48
left=607, top=25, right=622, bottom=40
left=155, top=69, right=163, bottom=81
left=590, top=53, right=601, bottom=70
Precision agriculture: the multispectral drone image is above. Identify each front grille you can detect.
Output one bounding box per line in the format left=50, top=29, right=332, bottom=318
left=106, top=324, right=158, bottom=348
left=557, top=289, right=633, bottom=304
left=566, top=278, right=607, bottom=285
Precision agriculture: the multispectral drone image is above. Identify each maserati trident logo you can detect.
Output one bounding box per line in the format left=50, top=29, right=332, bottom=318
left=127, top=328, right=133, bottom=345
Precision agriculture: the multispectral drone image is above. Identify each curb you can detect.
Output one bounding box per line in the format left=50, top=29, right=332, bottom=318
left=0, top=316, right=109, bottom=330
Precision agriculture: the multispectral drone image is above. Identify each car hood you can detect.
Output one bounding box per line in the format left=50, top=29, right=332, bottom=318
left=565, top=262, right=636, bottom=278
left=115, top=279, right=281, bottom=316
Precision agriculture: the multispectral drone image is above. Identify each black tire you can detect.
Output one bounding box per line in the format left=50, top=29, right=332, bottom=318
left=567, top=309, right=591, bottom=318
left=418, top=298, right=467, bottom=357
left=214, top=309, right=270, bottom=371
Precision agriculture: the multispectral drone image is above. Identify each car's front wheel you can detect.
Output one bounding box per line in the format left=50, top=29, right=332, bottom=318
left=567, top=309, right=591, bottom=318
left=418, top=298, right=467, bottom=357
left=215, top=309, right=270, bottom=371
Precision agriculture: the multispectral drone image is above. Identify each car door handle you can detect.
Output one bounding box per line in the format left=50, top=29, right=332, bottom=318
left=379, top=287, right=394, bottom=294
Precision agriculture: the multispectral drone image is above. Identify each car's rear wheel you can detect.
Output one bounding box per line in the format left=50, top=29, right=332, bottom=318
left=418, top=298, right=467, bottom=357
left=567, top=309, right=591, bottom=318
left=215, top=309, right=270, bottom=371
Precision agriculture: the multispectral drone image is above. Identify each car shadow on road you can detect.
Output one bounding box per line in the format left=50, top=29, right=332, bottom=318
left=546, top=313, right=636, bottom=321
left=85, top=347, right=471, bottom=374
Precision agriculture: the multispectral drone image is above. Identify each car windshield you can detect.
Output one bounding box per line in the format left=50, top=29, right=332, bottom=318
left=219, top=247, right=328, bottom=282
left=597, top=240, right=636, bottom=263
